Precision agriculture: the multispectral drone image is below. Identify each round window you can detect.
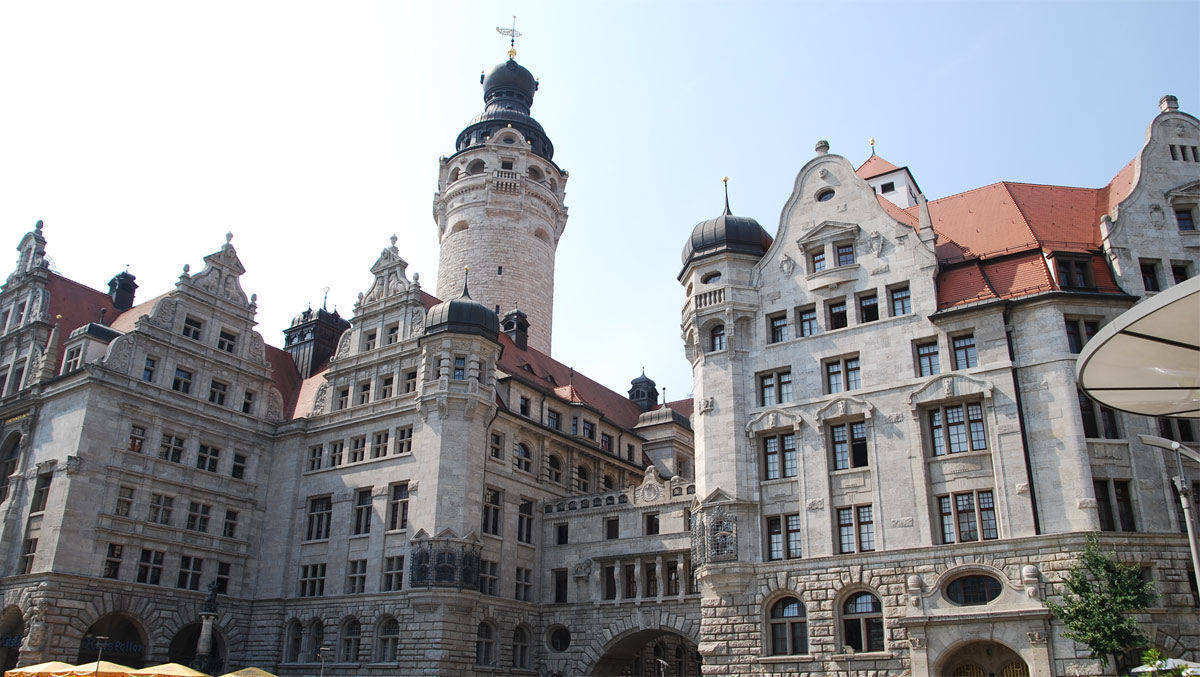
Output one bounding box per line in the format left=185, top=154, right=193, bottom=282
left=816, top=188, right=835, bottom=202
left=945, top=574, right=1002, bottom=605
left=549, top=626, right=571, bottom=652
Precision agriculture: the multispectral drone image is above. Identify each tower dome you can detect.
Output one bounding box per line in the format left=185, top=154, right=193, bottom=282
left=482, top=59, right=538, bottom=111
left=455, top=57, right=554, bottom=161
left=681, top=207, right=773, bottom=267
left=424, top=275, right=500, bottom=341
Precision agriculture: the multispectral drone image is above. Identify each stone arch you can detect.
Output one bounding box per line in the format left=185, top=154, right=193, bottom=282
left=167, top=622, right=226, bottom=673
left=281, top=617, right=303, bottom=663
left=0, top=605, right=23, bottom=671
left=584, top=612, right=699, bottom=674
left=451, top=220, right=469, bottom=234
left=934, top=639, right=1029, bottom=677
left=448, top=167, right=460, bottom=183
left=526, top=165, right=544, bottom=181
left=833, top=584, right=886, bottom=654
left=466, top=159, right=486, bottom=175
left=76, top=611, right=150, bottom=668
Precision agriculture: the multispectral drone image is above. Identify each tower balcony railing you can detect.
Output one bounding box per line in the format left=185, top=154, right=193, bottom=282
left=442, top=169, right=560, bottom=204
left=684, top=288, right=725, bottom=314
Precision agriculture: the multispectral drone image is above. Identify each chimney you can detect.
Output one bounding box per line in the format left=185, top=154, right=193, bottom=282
left=501, top=307, right=529, bottom=351
left=107, top=271, right=137, bottom=311
left=1160, top=94, right=1179, bottom=113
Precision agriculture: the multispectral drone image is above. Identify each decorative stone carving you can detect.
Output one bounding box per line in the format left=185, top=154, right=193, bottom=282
left=247, top=333, right=266, bottom=365
left=1027, top=631, right=1047, bottom=646
left=906, top=574, right=923, bottom=607
left=779, top=254, right=796, bottom=276
left=267, top=389, right=285, bottom=422
left=149, top=297, right=179, bottom=330
left=909, top=636, right=925, bottom=648
left=22, top=602, right=46, bottom=651
left=908, top=373, right=994, bottom=409
left=816, top=395, right=874, bottom=423
left=806, top=498, right=824, bottom=512
left=571, top=559, right=592, bottom=579
left=312, top=383, right=328, bottom=413
left=745, top=408, right=802, bottom=438
left=64, top=456, right=82, bottom=475
left=1022, top=565, right=1042, bottom=599
left=696, top=397, right=714, bottom=415
left=101, top=334, right=134, bottom=373
left=333, top=328, right=353, bottom=359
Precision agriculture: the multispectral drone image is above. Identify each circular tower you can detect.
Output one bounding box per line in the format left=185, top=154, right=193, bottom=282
left=434, top=55, right=568, bottom=355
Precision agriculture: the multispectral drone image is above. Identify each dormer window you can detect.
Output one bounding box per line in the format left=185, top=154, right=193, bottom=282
left=880, top=182, right=895, bottom=194
left=62, top=346, right=83, bottom=373
left=836, top=244, right=855, bottom=266
left=1055, top=257, right=1095, bottom=290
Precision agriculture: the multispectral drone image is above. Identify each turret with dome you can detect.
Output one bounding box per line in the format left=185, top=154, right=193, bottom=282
left=681, top=179, right=773, bottom=270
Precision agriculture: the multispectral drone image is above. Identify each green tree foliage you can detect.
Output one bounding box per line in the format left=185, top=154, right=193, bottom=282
left=1045, top=535, right=1157, bottom=666
left=1139, top=649, right=1188, bottom=676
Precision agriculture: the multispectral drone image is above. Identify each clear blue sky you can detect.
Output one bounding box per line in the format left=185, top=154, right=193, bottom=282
left=1, top=1, right=1197, bottom=402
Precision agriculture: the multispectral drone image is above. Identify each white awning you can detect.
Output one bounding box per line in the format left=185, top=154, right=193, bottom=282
left=1076, top=275, right=1200, bottom=418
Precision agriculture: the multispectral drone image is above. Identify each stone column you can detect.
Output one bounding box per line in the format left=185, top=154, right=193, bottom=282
left=615, top=559, right=624, bottom=600
left=655, top=556, right=664, bottom=600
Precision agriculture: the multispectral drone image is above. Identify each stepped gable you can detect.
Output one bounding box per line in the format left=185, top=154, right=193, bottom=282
left=855, top=154, right=901, bottom=180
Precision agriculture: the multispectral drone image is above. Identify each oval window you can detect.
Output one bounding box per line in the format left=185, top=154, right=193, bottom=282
left=549, top=627, right=571, bottom=652
left=701, top=272, right=722, bottom=284
left=945, top=574, right=1002, bottom=605
left=816, top=188, right=835, bottom=202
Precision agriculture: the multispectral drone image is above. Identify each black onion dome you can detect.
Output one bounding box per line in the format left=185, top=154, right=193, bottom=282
left=454, top=58, right=555, bottom=161
left=424, top=281, right=499, bottom=342
left=483, top=59, right=538, bottom=110
left=682, top=207, right=774, bottom=266
left=630, top=371, right=656, bottom=388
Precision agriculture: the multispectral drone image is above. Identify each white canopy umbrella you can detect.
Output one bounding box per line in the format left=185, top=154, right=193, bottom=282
left=1076, top=275, right=1200, bottom=418
left=1130, top=656, right=1200, bottom=674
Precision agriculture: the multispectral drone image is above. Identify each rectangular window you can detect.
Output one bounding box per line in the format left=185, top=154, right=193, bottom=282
left=478, top=559, right=499, bottom=596
left=1065, top=318, right=1100, bottom=354
left=382, top=555, right=404, bottom=591
left=519, top=396, right=531, bottom=416
left=758, top=369, right=791, bottom=406
left=328, top=440, right=344, bottom=466
left=515, top=566, right=533, bottom=601
left=357, top=382, right=371, bottom=405
left=392, top=425, right=413, bottom=455
left=762, top=433, right=797, bottom=480
left=1173, top=262, right=1193, bottom=284
left=298, top=563, right=326, bottom=597
left=1158, top=417, right=1197, bottom=444
left=928, top=403, right=987, bottom=455
left=1079, top=390, right=1121, bottom=439
left=335, top=387, right=349, bottom=410
left=172, top=368, right=193, bottom=394
left=644, top=512, right=660, bottom=535
left=352, top=488, right=373, bottom=535
left=28, top=473, right=51, bottom=512
left=177, top=555, right=203, bottom=590
left=605, top=516, right=620, bottom=540
left=952, top=334, right=977, bottom=369
left=830, top=421, right=869, bottom=470
left=583, top=420, right=596, bottom=440
left=1094, top=479, right=1136, bottom=532
left=890, top=286, right=911, bottom=316
left=769, top=313, right=789, bottom=343
left=836, top=243, right=855, bottom=266
left=938, top=490, right=998, bottom=543
left=810, top=249, right=826, bottom=273
left=142, top=357, right=157, bottom=382
left=858, top=294, right=878, bottom=323
left=385, top=324, right=399, bottom=345
left=231, top=453, right=246, bottom=480
left=825, top=357, right=859, bottom=393
left=346, top=559, right=367, bottom=594
left=123, top=424, right=147, bottom=455
left=363, top=330, right=377, bottom=351
left=452, top=357, right=466, bottom=380
left=103, top=543, right=124, bottom=579
left=388, top=483, right=409, bottom=530
left=600, top=433, right=613, bottom=452
left=765, top=513, right=802, bottom=560
left=217, top=330, right=237, bottom=353
left=114, top=486, right=134, bottom=517
left=555, top=522, right=569, bottom=545
left=196, top=444, right=220, bottom=472
left=572, top=417, right=579, bottom=435
left=349, top=436, right=366, bottom=463
left=797, top=306, right=817, bottom=336
left=828, top=299, right=848, bottom=330
left=222, top=509, right=239, bottom=538
left=881, top=181, right=895, bottom=193
left=8, top=364, right=23, bottom=394
left=554, top=568, right=568, bottom=603
left=306, top=496, right=332, bottom=540
left=482, top=488, right=502, bottom=536
left=371, top=430, right=389, bottom=458
left=916, top=341, right=940, bottom=377
left=603, top=565, right=618, bottom=600
left=182, top=317, right=203, bottom=341
left=836, top=505, right=874, bottom=553
left=517, top=499, right=534, bottom=544
left=307, top=445, right=323, bottom=471
left=1056, top=258, right=1095, bottom=289
left=547, top=409, right=561, bottom=430
left=643, top=562, right=658, bottom=598
left=379, top=375, right=393, bottom=399
left=148, top=493, right=174, bottom=525
left=137, top=548, right=164, bottom=585
left=215, top=561, right=231, bottom=594
left=1176, top=208, right=1196, bottom=232
left=1141, top=260, right=1162, bottom=293
left=62, top=345, right=82, bottom=372
left=624, top=564, right=637, bottom=598
left=185, top=501, right=211, bottom=532
left=404, top=371, right=417, bottom=393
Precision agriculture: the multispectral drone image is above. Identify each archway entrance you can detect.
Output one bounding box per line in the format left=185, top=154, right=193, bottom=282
left=941, top=641, right=1028, bottom=677
left=78, top=613, right=146, bottom=668
left=168, top=623, right=225, bottom=673
left=593, top=629, right=700, bottom=676
left=0, top=607, right=23, bottom=672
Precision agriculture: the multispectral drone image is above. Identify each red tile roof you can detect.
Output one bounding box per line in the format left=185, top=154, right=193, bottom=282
left=266, top=345, right=301, bottom=419
left=45, top=272, right=117, bottom=335
left=856, top=155, right=901, bottom=180
left=107, top=292, right=168, bottom=334
left=667, top=398, right=693, bottom=419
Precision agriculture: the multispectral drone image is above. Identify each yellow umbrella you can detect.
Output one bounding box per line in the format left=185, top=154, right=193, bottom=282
left=217, top=670, right=276, bottom=677
left=128, top=664, right=208, bottom=677
left=5, top=661, right=77, bottom=676
left=66, top=661, right=135, bottom=677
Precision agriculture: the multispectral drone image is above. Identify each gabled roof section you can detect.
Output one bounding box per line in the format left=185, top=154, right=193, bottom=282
left=856, top=155, right=901, bottom=180
left=45, top=272, right=117, bottom=335
left=667, top=398, right=693, bottom=419
left=266, top=345, right=301, bottom=419
left=107, top=292, right=169, bottom=334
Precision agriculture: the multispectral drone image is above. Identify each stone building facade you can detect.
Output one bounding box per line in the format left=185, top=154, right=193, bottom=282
left=0, top=51, right=1198, bottom=677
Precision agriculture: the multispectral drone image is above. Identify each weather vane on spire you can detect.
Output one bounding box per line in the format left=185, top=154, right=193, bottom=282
left=496, top=15, right=521, bottom=59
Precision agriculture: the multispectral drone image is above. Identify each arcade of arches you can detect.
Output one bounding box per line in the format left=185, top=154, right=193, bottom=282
left=943, top=641, right=1029, bottom=677
left=592, top=629, right=700, bottom=677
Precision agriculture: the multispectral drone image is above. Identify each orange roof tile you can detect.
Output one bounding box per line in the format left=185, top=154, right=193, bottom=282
left=856, top=155, right=901, bottom=180
left=936, top=263, right=998, bottom=309
left=45, top=272, right=117, bottom=335
left=107, top=292, right=168, bottom=334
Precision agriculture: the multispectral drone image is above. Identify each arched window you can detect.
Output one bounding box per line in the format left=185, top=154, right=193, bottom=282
left=547, top=455, right=562, bottom=484
left=466, top=159, right=486, bottom=175
left=514, top=443, right=532, bottom=473
left=451, top=220, right=469, bottom=234
left=945, top=574, right=1003, bottom=605
left=0, top=434, right=21, bottom=504
left=841, top=592, right=884, bottom=653
left=338, top=619, right=360, bottom=663
left=375, top=618, right=399, bottom=662
left=448, top=167, right=460, bottom=183
left=475, top=622, right=495, bottom=666
left=602, top=474, right=615, bottom=490
left=305, top=619, right=324, bottom=663
left=527, top=166, right=543, bottom=181
left=512, top=626, right=530, bottom=669
left=768, top=597, right=808, bottom=655
left=284, top=620, right=303, bottom=663
left=575, top=465, right=589, bottom=493
left=710, top=325, right=726, bottom=352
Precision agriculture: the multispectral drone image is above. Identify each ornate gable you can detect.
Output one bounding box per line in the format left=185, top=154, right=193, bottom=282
left=815, top=395, right=875, bottom=423
left=907, top=373, right=994, bottom=410
left=744, top=407, right=803, bottom=438
left=362, top=235, right=411, bottom=304
left=796, top=220, right=860, bottom=250
left=182, top=233, right=251, bottom=307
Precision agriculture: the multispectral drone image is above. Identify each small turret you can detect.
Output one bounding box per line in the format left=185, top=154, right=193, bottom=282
left=628, top=370, right=659, bottom=412
left=501, top=306, right=529, bottom=350
left=107, top=271, right=137, bottom=311
left=283, top=306, right=350, bottom=378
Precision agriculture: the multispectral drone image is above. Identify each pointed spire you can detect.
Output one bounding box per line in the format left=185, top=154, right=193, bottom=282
left=722, top=176, right=731, bottom=215
left=460, top=266, right=472, bottom=299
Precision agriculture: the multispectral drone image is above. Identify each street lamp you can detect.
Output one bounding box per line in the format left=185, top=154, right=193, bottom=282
left=1138, top=434, right=1200, bottom=589
left=89, top=634, right=110, bottom=676
left=317, top=644, right=332, bottom=677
